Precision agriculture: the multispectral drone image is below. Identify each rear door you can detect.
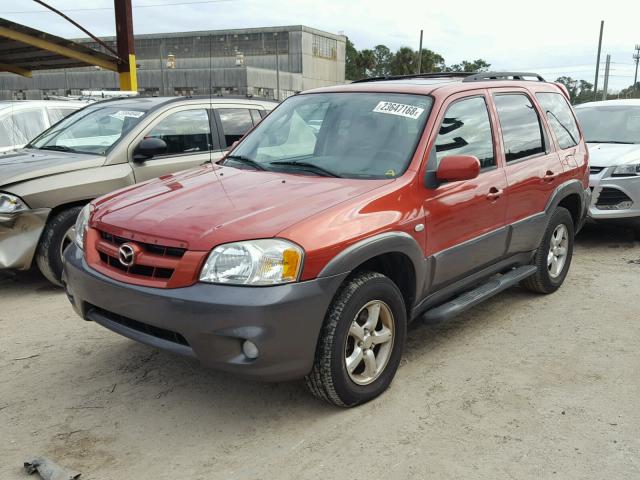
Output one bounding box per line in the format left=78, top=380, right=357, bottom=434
left=423, top=91, right=508, bottom=289
left=490, top=90, right=564, bottom=252
left=128, top=103, right=220, bottom=182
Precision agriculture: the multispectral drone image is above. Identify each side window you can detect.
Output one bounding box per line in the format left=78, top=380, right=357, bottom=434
left=250, top=109, right=262, bottom=125
left=48, top=107, right=77, bottom=125
left=12, top=110, right=46, bottom=144
left=536, top=92, right=580, bottom=150
left=218, top=108, right=254, bottom=147
left=146, top=109, right=212, bottom=156
left=435, top=96, right=495, bottom=169
left=494, top=94, right=545, bottom=162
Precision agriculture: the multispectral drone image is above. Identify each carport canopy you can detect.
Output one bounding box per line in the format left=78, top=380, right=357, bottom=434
left=0, top=18, right=119, bottom=78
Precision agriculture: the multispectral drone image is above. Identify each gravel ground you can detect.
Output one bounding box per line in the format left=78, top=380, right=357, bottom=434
left=1, top=224, right=639, bottom=479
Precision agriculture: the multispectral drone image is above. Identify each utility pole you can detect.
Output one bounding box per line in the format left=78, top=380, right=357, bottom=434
left=417, top=30, right=423, bottom=74
left=594, top=20, right=604, bottom=101
left=114, top=0, right=137, bottom=91
left=274, top=32, right=280, bottom=101
left=602, top=54, right=611, bottom=101
left=633, top=44, right=640, bottom=93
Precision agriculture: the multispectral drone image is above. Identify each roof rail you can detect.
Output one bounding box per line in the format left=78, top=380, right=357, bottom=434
left=351, top=72, right=474, bottom=83
left=462, top=72, right=546, bottom=82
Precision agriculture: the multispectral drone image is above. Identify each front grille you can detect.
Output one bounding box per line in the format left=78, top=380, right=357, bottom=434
left=96, top=230, right=185, bottom=281
left=595, top=187, right=633, bottom=207
left=590, top=166, right=605, bottom=175
left=88, top=304, right=189, bottom=346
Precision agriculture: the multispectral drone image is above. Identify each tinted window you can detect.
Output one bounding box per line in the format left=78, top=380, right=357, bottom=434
left=575, top=106, right=640, bottom=144
left=218, top=108, right=254, bottom=146
left=494, top=94, right=545, bottom=162
left=12, top=109, right=45, bottom=144
left=250, top=109, right=262, bottom=125
left=146, top=109, right=212, bottom=155
left=536, top=93, right=580, bottom=149
left=48, top=107, right=78, bottom=125
left=435, top=97, right=495, bottom=169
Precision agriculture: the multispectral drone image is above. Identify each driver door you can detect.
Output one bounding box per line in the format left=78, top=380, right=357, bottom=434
left=128, top=104, right=220, bottom=182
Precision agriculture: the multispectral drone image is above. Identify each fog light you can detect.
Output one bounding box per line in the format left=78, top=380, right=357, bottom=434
left=242, top=340, right=259, bottom=359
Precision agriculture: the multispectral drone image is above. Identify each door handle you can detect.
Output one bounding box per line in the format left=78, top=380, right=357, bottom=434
left=486, top=187, right=503, bottom=201
left=543, top=170, right=558, bottom=182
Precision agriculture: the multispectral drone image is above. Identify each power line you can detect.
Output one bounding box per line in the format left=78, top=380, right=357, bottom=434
left=1, top=0, right=235, bottom=15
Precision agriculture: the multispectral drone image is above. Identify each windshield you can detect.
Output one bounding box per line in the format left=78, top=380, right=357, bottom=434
left=575, top=105, right=640, bottom=144
left=29, top=106, right=147, bottom=155
left=228, top=92, right=433, bottom=179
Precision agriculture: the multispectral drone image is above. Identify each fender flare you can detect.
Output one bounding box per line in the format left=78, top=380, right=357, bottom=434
left=545, top=179, right=585, bottom=215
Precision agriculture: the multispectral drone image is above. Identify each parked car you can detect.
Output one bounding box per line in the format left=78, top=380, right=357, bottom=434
left=0, top=100, right=85, bottom=153
left=0, top=96, right=275, bottom=284
left=574, top=100, right=640, bottom=232
left=63, top=72, right=590, bottom=407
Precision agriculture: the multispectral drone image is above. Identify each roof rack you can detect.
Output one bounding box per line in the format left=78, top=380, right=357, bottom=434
left=462, top=72, right=546, bottom=82
left=351, top=72, right=474, bottom=83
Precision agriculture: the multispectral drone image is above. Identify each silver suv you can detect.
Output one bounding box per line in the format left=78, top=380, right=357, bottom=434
left=0, top=96, right=275, bottom=284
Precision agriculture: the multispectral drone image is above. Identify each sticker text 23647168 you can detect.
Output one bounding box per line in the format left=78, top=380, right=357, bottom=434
left=372, top=101, right=425, bottom=120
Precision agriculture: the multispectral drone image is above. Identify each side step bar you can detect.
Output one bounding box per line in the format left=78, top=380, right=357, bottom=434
left=422, top=265, right=537, bottom=324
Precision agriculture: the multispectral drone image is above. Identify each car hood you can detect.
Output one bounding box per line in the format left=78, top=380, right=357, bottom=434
left=587, top=143, right=640, bottom=168
left=92, top=165, right=393, bottom=251
left=0, top=148, right=106, bottom=188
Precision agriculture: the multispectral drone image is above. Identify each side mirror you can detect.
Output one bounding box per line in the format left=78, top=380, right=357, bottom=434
left=436, top=155, right=481, bottom=183
left=133, top=137, right=167, bottom=161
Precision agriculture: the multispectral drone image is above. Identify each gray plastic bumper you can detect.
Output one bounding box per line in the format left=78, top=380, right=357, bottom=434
left=62, top=244, right=347, bottom=382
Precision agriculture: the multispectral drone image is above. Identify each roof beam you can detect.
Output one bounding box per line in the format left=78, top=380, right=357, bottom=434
left=0, top=62, right=32, bottom=77
left=0, top=25, right=118, bottom=72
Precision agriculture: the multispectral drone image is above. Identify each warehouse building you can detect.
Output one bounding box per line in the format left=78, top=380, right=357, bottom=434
left=0, top=25, right=347, bottom=100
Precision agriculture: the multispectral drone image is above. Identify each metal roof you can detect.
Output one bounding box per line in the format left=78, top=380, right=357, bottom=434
left=0, top=18, right=119, bottom=76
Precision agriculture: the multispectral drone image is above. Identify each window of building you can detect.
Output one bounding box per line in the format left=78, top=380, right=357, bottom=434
left=536, top=92, right=580, bottom=150
left=218, top=108, right=254, bottom=146
left=494, top=94, right=545, bottom=162
left=146, top=109, right=212, bottom=155
left=312, top=34, right=337, bottom=60
left=435, top=97, right=495, bottom=169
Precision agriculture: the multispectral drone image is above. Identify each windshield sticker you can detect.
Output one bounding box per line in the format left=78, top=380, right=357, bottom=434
left=110, top=111, right=145, bottom=121
left=373, top=101, right=425, bottom=120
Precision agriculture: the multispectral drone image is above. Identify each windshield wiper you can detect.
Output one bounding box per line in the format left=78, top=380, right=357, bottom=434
left=270, top=160, right=342, bottom=178
left=587, top=140, right=636, bottom=144
left=223, top=154, right=269, bottom=171
left=39, top=145, right=76, bottom=153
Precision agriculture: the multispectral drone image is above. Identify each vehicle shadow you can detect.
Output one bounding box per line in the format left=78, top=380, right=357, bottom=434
left=576, top=223, right=639, bottom=248
left=0, top=267, right=60, bottom=294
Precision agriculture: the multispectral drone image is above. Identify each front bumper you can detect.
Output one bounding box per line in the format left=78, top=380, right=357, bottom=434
left=63, top=244, right=347, bottom=382
left=589, top=168, right=640, bottom=221
left=0, top=208, right=50, bottom=270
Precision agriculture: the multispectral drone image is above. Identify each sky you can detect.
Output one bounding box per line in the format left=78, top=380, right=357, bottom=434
left=2, top=0, right=639, bottom=91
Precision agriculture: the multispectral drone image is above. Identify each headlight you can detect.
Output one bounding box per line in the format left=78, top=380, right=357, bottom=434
left=74, top=204, right=93, bottom=250
left=199, top=239, right=303, bottom=285
left=0, top=192, right=28, bottom=214
left=613, top=164, right=640, bottom=177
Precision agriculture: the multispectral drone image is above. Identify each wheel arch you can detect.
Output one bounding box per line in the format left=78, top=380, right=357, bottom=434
left=545, top=179, right=585, bottom=229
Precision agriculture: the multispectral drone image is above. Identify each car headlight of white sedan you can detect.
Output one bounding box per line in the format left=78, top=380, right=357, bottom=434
left=199, top=239, right=304, bottom=285
left=0, top=192, right=29, bottom=214
left=613, top=163, right=640, bottom=177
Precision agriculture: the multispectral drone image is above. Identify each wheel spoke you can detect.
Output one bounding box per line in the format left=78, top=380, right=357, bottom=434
left=346, top=347, right=363, bottom=373
left=363, top=349, right=377, bottom=377
left=364, top=303, right=381, bottom=330
left=550, top=256, right=559, bottom=275
left=547, top=250, right=555, bottom=267
left=349, top=322, right=365, bottom=341
left=556, top=246, right=567, bottom=257
left=371, top=326, right=393, bottom=345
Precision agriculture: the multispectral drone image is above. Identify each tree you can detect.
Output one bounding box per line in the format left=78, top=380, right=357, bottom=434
left=357, top=49, right=377, bottom=77
left=345, top=38, right=360, bottom=80
left=418, top=48, right=445, bottom=73
left=389, top=47, right=418, bottom=76
left=372, top=45, right=392, bottom=76
left=445, top=59, right=490, bottom=73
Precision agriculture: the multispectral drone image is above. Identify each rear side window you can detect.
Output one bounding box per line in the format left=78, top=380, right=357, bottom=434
left=218, top=108, right=254, bottom=147
left=494, top=94, right=545, bottom=162
left=435, top=97, right=495, bottom=169
left=536, top=92, right=580, bottom=149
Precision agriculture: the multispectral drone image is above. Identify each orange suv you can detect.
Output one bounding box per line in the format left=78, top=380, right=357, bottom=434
left=63, top=72, right=590, bottom=407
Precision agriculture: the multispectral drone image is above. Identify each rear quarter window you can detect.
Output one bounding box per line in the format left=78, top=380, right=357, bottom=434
left=536, top=92, right=580, bottom=149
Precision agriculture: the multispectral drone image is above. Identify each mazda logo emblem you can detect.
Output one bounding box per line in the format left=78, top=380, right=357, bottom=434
left=118, top=243, right=136, bottom=267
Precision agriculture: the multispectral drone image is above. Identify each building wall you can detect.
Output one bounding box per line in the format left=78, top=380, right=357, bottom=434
left=0, top=25, right=346, bottom=100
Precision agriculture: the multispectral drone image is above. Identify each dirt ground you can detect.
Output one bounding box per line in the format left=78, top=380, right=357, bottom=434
left=1, top=224, right=639, bottom=480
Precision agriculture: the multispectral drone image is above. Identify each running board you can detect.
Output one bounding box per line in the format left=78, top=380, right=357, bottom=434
left=422, top=265, right=537, bottom=324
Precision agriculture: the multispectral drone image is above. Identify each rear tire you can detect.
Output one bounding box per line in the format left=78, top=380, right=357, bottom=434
left=305, top=271, right=407, bottom=407
left=521, top=207, right=574, bottom=294
left=36, top=206, right=82, bottom=286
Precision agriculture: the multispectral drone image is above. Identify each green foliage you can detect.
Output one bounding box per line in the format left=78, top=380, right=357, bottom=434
left=445, top=59, right=490, bottom=73
left=555, top=76, right=595, bottom=104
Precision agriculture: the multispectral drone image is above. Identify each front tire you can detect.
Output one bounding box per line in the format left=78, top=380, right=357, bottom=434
left=305, top=271, right=407, bottom=407
left=36, top=206, right=82, bottom=286
left=521, top=207, right=574, bottom=294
